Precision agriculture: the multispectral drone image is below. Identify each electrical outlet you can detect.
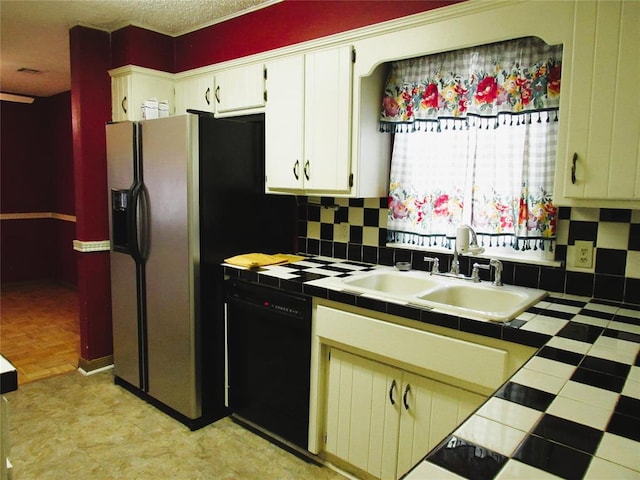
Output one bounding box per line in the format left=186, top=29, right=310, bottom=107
left=335, top=223, right=349, bottom=243
left=574, top=240, right=594, bottom=268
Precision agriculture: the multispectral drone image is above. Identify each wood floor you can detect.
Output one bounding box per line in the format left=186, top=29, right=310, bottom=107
left=0, top=281, right=79, bottom=384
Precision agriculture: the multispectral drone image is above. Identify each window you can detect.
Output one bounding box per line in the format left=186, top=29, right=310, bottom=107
left=381, top=37, right=562, bottom=260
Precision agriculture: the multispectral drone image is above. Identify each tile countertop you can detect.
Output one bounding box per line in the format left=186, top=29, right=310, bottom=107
left=223, top=255, right=640, bottom=480
left=1, top=354, right=18, bottom=394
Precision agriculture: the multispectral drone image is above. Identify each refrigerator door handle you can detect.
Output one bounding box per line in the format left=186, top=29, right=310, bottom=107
left=138, top=184, right=151, bottom=261
left=128, top=182, right=147, bottom=264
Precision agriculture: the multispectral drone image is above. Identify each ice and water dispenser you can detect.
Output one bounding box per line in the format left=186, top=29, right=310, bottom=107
left=111, top=189, right=130, bottom=253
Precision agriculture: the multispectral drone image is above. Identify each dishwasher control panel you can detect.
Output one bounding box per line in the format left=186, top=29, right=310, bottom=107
left=226, top=279, right=311, bottom=320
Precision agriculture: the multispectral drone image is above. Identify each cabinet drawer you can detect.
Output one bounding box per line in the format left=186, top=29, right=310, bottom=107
left=316, top=305, right=507, bottom=389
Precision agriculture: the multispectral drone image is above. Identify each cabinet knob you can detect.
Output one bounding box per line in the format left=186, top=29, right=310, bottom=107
left=571, top=152, right=578, bottom=184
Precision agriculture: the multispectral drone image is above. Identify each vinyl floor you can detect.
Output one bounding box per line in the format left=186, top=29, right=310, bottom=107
left=5, top=371, right=349, bottom=480
left=1, top=282, right=349, bottom=480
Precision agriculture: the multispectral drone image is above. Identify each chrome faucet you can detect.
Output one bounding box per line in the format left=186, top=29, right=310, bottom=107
left=472, top=259, right=503, bottom=285
left=490, top=258, right=503, bottom=286
left=423, top=256, right=440, bottom=274
left=450, top=249, right=460, bottom=275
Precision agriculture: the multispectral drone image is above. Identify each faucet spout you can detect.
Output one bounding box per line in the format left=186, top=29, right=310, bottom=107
left=490, top=258, right=503, bottom=286
left=450, top=250, right=460, bottom=275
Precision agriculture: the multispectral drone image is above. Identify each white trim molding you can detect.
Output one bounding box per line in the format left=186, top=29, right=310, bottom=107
left=73, top=240, right=111, bottom=253
left=0, top=212, right=76, bottom=222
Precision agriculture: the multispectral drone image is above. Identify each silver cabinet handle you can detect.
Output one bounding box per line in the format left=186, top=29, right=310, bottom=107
left=403, top=384, right=411, bottom=410
left=571, top=152, right=577, bottom=184
left=389, top=379, right=397, bottom=405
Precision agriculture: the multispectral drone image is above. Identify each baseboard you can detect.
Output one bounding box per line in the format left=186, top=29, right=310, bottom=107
left=78, top=355, right=113, bottom=373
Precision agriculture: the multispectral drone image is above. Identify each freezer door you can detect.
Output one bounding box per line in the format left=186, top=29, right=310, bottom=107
left=106, top=121, right=142, bottom=389
left=141, top=115, right=201, bottom=419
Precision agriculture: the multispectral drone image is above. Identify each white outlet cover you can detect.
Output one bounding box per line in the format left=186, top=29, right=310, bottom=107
left=574, top=240, right=594, bottom=269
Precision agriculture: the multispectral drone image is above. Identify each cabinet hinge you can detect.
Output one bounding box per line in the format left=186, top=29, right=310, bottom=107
left=264, top=67, right=267, bottom=80
left=352, top=47, right=356, bottom=63
left=328, top=349, right=331, bottom=361
left=264, top=90, right=267, bottom=102
left=349, top=173, right=354, bottom=187
left=324, top=433, right=327, bottom=444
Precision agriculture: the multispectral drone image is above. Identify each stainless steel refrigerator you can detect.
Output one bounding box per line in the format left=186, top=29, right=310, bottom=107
left=106, top=113, right=296, bottom=429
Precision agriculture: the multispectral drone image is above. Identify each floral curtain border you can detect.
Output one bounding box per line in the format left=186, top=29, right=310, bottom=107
left=380, top=37, right=562, bottom=132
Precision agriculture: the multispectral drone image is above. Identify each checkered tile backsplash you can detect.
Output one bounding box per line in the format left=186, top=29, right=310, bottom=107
left=296, top=198, right=640, bottom=305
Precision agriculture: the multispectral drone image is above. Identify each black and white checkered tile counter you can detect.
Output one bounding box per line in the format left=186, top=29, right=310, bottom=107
left=223, top=256, right=640, bottom=480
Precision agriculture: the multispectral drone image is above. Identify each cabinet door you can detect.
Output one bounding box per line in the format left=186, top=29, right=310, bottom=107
left=560, top=0, right=640, bottom=200
left=303, top=45, right=353, bottom=192
left=265, top=55, right=305, bottom=190
left=215, top=63, right=265, bottom=115
left=396, top=373, right=484, bottom=478
left=325, top=348, right=401, bottom=480
left=111, top=71, right=174, bottom=121
left=111, top=75, right=131, bottom=122
left=265, top=46, right=353, bottom=193
left=175, top=73, right=215, bottom=114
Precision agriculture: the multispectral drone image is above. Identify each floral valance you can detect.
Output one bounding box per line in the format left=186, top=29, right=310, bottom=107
left=380, top=37, right=562, bottom=132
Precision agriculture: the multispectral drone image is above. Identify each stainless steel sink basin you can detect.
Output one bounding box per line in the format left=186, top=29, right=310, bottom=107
left=416, top=283, right=547, bottom=321
left=342, top=271, right=441, bottom=295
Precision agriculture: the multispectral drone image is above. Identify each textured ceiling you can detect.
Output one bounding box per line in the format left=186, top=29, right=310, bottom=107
left=0, top=0, right=276, bottom=98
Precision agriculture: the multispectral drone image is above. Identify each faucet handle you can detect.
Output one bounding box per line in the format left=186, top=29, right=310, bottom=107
left=471, top=262, right=490, bottom=282
left=423, top=256, right=440, bottom=274
left=489, top=259, right=503, bottom=286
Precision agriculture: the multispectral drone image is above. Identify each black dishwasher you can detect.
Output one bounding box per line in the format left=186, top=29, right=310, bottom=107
left=225, top=279, right=312, bottom=449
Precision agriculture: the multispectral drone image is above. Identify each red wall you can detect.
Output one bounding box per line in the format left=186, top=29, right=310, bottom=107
left=109, top=0, right=461, bottom=72
left=70, top=25, right=113, bottom=363
left=0, top=93, right=77, bottom=285
left=0, top=101, right=52, bottom=212
left=111, top=25, right=174, bottom=72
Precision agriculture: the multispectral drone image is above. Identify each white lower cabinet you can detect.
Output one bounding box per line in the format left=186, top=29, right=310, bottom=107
left=324, top=348, right=483, bottom=480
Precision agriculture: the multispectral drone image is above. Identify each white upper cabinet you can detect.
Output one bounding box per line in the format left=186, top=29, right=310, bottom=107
left=174, top=72, right=215, bottom=114
left=214, top=63, right=265, bottom=116
left=554, top=0, right=640, bottom=207
left=265, top=45, right=353, bottom=194
left=109, top=66, right=175, bottom=122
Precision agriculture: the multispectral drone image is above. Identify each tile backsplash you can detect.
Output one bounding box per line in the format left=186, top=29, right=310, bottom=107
left=296, top=197, right=640, bottom=305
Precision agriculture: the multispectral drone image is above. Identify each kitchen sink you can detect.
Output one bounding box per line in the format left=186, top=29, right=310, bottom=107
left=342, top=270, right=442, bottom=295
left=416, top=283, right=547, bottom=322
left=334, top=268, right=547, bottom=322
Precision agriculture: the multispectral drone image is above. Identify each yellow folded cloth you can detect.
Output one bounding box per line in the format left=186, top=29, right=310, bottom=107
left=224, top=253, right=292, bottom=268
left=274, top=253, right=306, bottom=263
